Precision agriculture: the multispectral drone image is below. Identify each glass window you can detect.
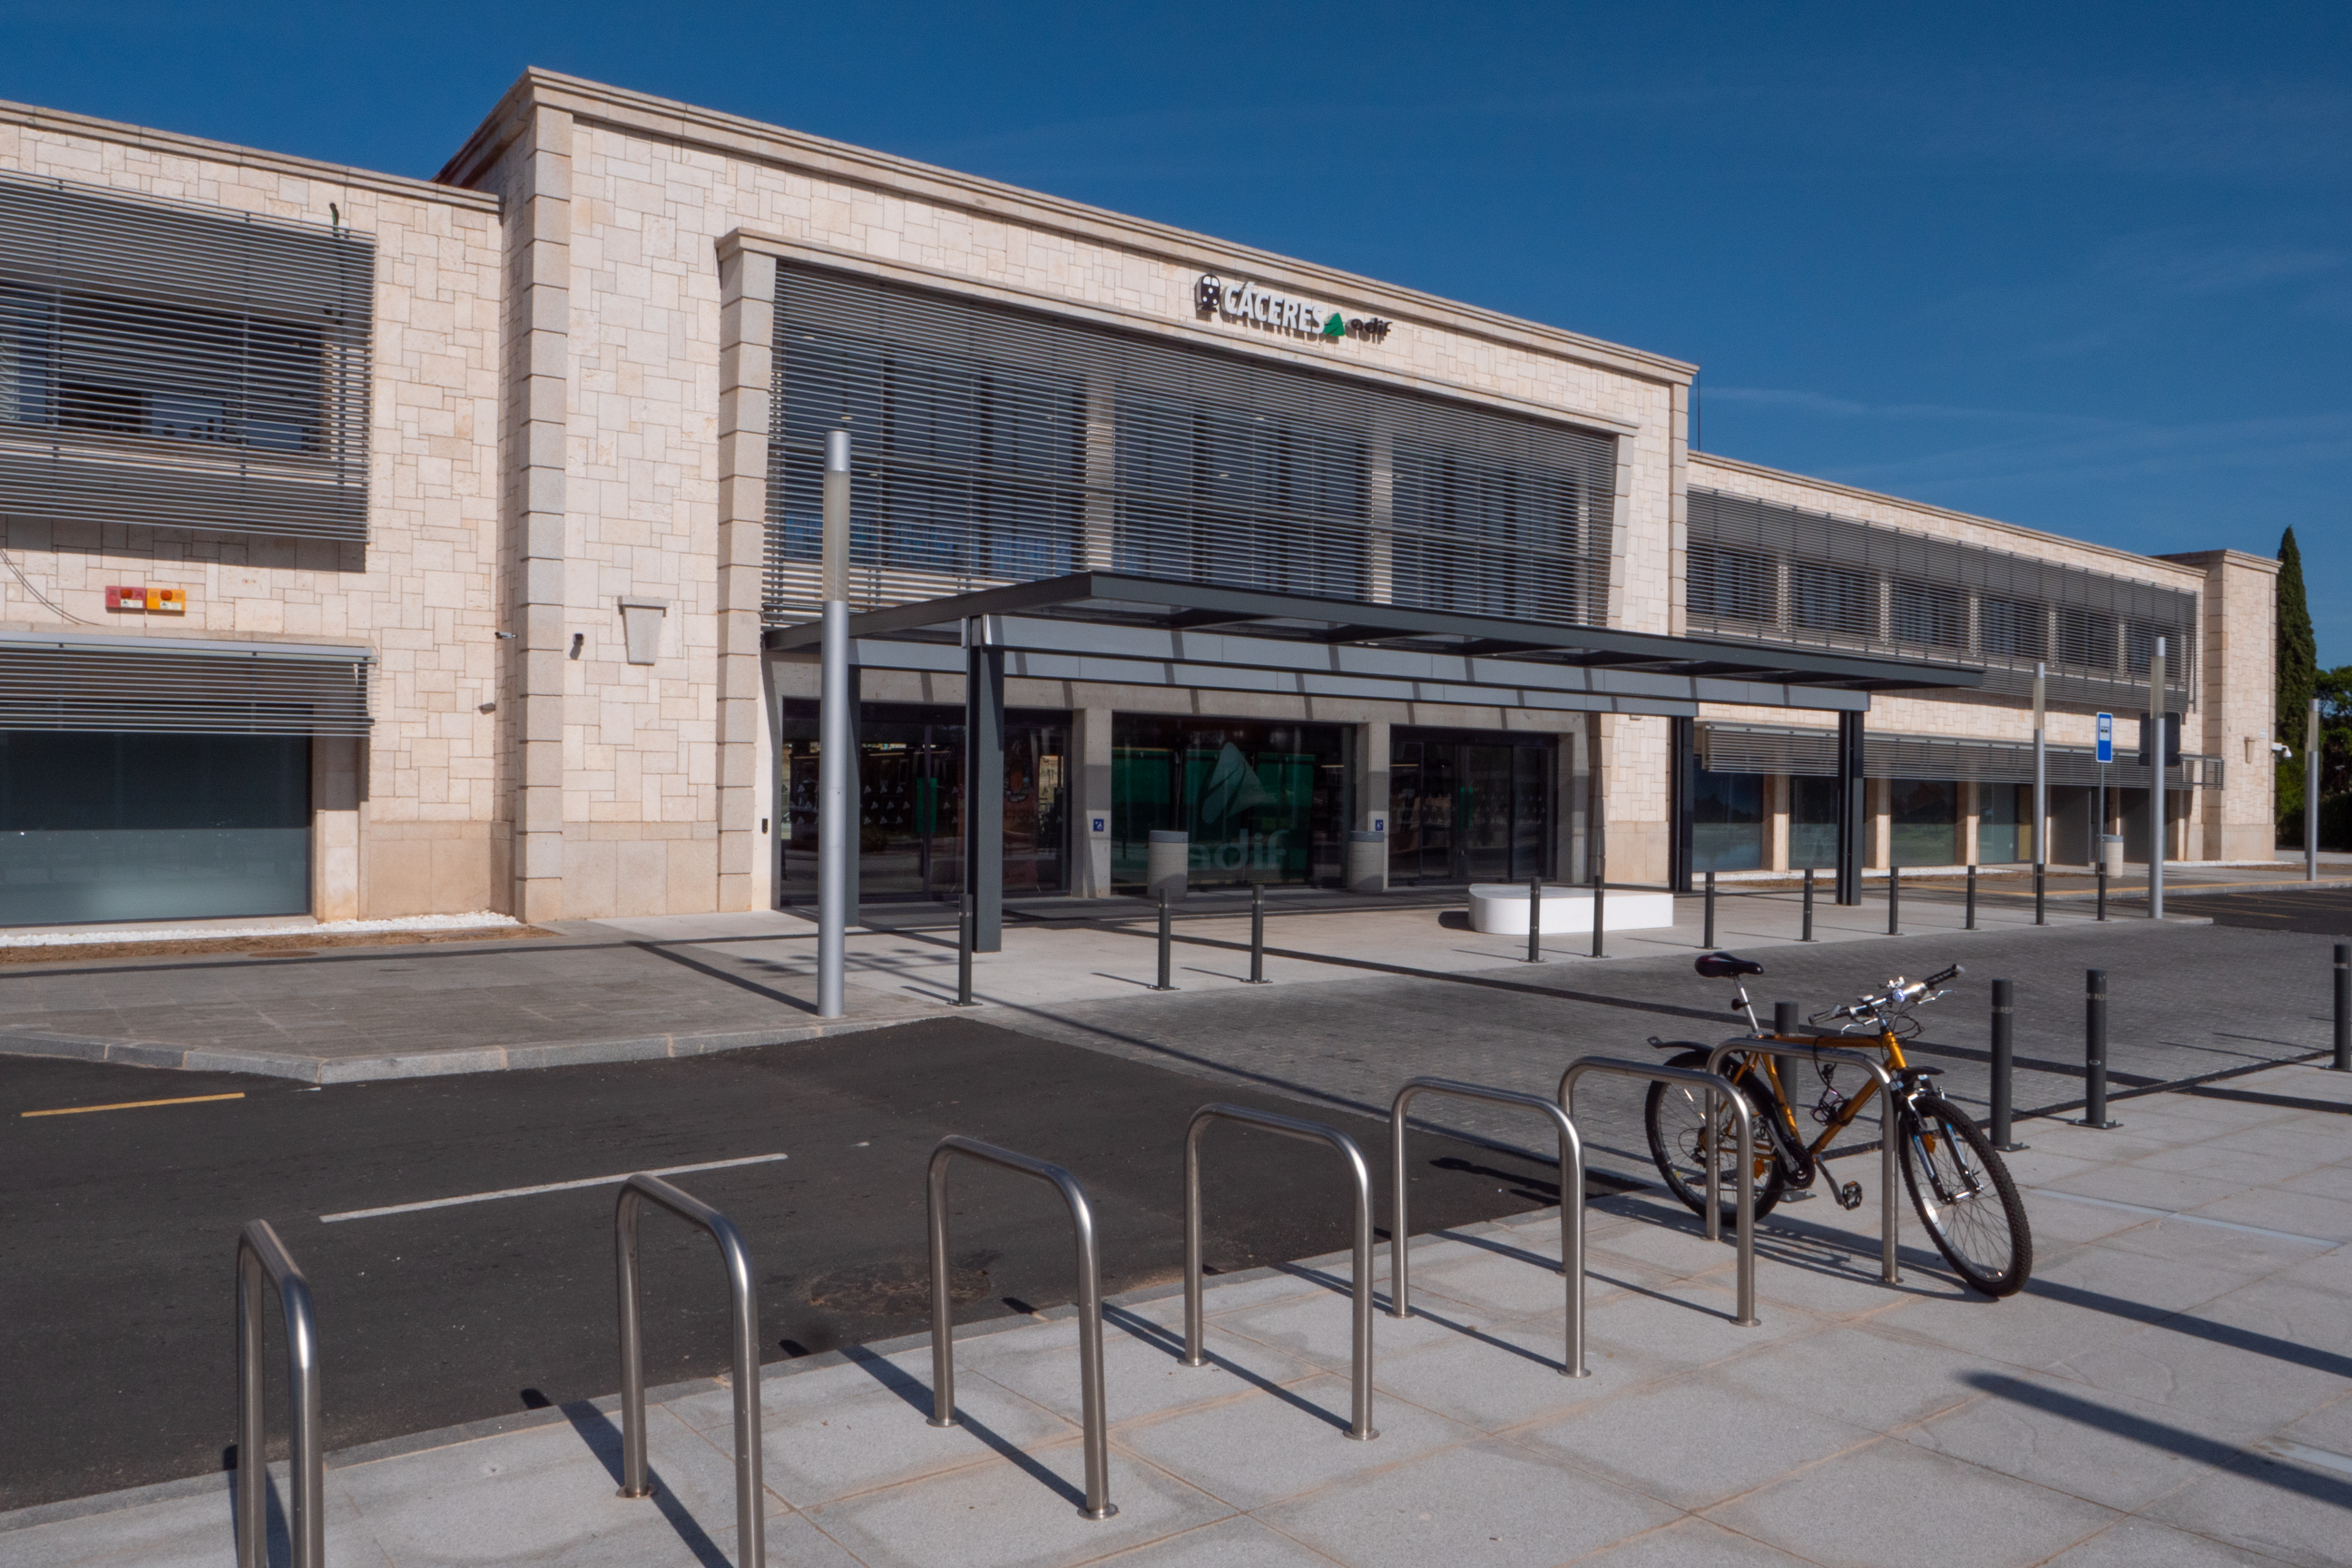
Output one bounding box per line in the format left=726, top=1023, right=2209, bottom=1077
left=1888, top=778, right=1958, bottom=867
left=1689, top=544, right=1774, bottom=623
left=1789, top=775, right=1841, bottom=869
left=1690, top=766, right=1763, bottom=872
left=2055, top=605, right=2116, bottom=671
left=1892, top=580, right=1965, bottom=649
left=1114, top=717, right=1348, bottom=889
left=1976, top=782, right=2030, bottom=863
left=1978, top=596, right=2044, bottom=661
left=0, top=732, right=310, bottom=926
left=1791, top=563, right=1876, bottom=637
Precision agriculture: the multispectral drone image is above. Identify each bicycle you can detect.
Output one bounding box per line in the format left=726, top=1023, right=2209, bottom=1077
left=1641, top=952, right=2034, bottom=1298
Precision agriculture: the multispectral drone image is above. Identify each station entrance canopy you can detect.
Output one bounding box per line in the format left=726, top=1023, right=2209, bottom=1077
left=761, top=572, right=1984, bottom=715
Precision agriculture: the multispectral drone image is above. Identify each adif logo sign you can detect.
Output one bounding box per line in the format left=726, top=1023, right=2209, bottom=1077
left=1196, top=275, right=1392, bottom=343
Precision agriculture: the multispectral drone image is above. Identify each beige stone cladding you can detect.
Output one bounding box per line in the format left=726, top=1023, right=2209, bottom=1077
left=1686, top=454, right=2259, bottom=863
left=438, top=70, right=1693, bottom=916
left=0, top=99, right=507, bottom=921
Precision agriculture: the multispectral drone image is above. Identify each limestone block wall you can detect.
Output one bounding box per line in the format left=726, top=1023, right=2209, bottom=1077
left=0, top=101, right=508, bottom=922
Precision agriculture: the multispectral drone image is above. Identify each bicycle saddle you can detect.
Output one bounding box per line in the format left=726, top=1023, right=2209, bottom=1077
left=1694, top=952, right=1763, bottom=979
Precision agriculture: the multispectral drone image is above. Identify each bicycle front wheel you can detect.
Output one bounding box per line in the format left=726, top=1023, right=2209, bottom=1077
left=1898, top=1092, right=2032, bottom=1298
left=1644, top=1049, right=1788, bottom=1228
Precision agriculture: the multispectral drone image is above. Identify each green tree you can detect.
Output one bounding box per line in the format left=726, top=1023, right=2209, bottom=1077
left=2276, top=527, right=2318, bottom=830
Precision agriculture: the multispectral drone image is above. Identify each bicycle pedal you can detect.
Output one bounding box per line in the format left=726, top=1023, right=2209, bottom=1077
left=1836, top=1182, right=1865, bottom=1211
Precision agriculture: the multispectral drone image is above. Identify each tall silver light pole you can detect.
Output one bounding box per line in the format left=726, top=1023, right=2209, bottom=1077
left=2148, top=637, right=2165, bottom=920
left=2032, top=662, right=2046, bottom=872
left=2310, top=696, right=2323, bottom=882
left=818, top=430, right=852, bottom=1018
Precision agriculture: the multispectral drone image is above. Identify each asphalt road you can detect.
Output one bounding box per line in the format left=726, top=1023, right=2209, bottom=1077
left=2186, top=882, right=2352, bottom=936
left=0, top=1018, right=1570, bottom=1511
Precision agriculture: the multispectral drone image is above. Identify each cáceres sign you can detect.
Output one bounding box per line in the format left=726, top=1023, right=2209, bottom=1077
left=1196, top=274, right=1391, bottom=343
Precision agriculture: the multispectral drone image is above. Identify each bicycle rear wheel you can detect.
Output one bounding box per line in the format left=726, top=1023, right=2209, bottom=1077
left=1897, top=1092, right=2033, bottom=1298
left=1643, top=1049, right=1788, bottom=1227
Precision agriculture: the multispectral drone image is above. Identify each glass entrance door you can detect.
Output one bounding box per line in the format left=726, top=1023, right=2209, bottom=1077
left=1389, top=731, right=1551, bottom=885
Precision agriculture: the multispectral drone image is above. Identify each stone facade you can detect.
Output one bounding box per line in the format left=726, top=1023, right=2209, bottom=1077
left=0, top=74, right=2281, bottom=929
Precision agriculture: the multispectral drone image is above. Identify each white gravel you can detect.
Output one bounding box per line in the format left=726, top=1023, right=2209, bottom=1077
left=0, top=911, right=525, bottom=948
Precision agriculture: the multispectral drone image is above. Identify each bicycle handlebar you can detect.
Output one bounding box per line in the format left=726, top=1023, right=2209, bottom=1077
left=1808, top=963, right=1965, bottom=1028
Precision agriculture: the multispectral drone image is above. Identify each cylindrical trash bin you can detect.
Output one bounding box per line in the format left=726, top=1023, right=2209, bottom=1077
left=1148, top=830, right=1189, bottom=902
left=1345, top=830, right=1386, bottom=894
left=2100, top=834, right=2124, bottom=877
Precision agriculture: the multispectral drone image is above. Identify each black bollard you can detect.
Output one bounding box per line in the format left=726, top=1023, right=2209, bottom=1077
left=1774, top=1000, right=1798, bottom=1040
left=1887, top=865, right=1901, bottom=936
left=2335, top=943, right=2349, bottom=1073
left=1801, top=867, right=1816, bottom=942
left=2096, top=859, right=2107, bottom=922
left=2034, top=864, right=2046, bottom=926
left=1990, top=978, right=2025, bottom=1150
left=1527, top=875, right=1542, bottom=964
left=1965, top=865, right=1977, bottom=931
left=1152, top=887, right=1176, bottom=992
left=1247, top=883, right=1269, bottom=984
left=1703, top=869, right=1717, bottom=949
left=954, top=891, right=977, bottom=1007
left=1590, top=864, right=1606, bottom=959
left=2077, top=968, right=2119, bottom=1128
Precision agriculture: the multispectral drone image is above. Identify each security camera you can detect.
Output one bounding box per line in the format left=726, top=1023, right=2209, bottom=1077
left=2272, top=741, right=2294, bottom=760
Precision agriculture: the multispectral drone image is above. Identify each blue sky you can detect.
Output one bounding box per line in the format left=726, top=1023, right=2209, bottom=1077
left=5, top=1, right=2345, bottom=660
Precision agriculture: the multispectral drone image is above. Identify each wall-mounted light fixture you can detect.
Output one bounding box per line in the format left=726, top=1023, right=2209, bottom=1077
left=569, top=633, right=584, bottom=660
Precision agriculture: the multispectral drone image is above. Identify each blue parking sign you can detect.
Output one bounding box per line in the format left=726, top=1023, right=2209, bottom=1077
left=2095, top=712, right=2113, bottom=765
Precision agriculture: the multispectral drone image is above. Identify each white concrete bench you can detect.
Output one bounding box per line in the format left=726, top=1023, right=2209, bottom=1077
left=1465, top=883, right=1677, bottom=936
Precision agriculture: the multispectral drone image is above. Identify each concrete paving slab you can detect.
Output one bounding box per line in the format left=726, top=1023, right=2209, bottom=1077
left=952, top=1309, right=1328, bottom=1428
left=1705, top=1436, right=2120, bottom=1568
left=1112, top=1374, right=1478, bottom=1510
left=2137, top=1451, right=2352, bottom=1568
left=1568, top=1516, right=1821, bottom=1566
left=2053, top=1318, right=2347, bottom=1442
left=2038, top=1515, right=2292, bottom=1566
left=1360, top=1315, right=1600, bottom=1428
left=1089, top=1514, right=1341, bottom=1567
left=1256, top=1438, right=1680, bottom=1568
left=1899, top=1368, right=2239, bottom=1512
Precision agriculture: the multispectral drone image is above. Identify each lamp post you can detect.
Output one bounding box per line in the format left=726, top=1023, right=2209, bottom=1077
left=818, top=431, right=851, bottom=1018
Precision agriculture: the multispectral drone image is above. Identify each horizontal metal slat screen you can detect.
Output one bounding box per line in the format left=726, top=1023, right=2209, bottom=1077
left=0, top=172, right=373, bottom=544
left=765, top=264, right=1615, bottom=626
left=0, top=637, right=371, bottom=736
left=1699, top=721, right=2219, bottom=789
left=1686, top=487, right=2196, bottom=706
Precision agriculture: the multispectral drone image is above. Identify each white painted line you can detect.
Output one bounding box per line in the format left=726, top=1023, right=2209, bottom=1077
left=319, top=1153, right=789, bottom=1223
left=2257, top=1437, right=2352, bottom=1477
left=2024, top=1187, right=2339, bottom=1247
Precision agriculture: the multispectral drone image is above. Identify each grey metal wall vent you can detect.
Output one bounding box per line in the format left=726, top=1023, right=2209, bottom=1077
left=0, top=632, right=372, bottom=736
left=1698, top=720, right=2220, bottom=790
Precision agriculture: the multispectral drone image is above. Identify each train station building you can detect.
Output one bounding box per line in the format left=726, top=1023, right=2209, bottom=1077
left=0, top=71, right=2279, bottom=932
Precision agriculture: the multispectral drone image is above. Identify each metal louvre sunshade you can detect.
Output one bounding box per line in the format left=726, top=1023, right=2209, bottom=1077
left=765, top=261, right=1615, bottom=631
left=0, top=171, right=374, bottom=544
left=764, top=572, right=1985, bottom=694
left=1699, top=720, right=2219, bottom=789
left=0, top=633, right=373, bottom=736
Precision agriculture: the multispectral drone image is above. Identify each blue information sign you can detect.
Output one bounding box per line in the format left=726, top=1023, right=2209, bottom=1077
left=2095, top=712, right=2113, bottom=765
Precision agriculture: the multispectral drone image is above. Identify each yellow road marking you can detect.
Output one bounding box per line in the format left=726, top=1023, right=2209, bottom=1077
left=22, top=1092, right=247, bottom=1118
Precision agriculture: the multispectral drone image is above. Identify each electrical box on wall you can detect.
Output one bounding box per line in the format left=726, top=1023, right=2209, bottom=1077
left=104, top=585, right=190, bottom=612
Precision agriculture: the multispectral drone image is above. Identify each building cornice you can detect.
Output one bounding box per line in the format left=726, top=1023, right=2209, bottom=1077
left=445, top=69, right=1697, bottom=389
left=2156, top=548, right=2280, bottom=576
left=1689, top=451, right=2207, bottom=587
left=0, top=97, right=499, bottom=212
left=719, top=230, right=1642, bottom=439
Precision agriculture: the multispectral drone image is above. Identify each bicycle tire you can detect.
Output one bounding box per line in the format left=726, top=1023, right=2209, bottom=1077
left=1643, top=1049, right=1789, bottom=1227
left=1897, top=1091, right=2033, bottom=1298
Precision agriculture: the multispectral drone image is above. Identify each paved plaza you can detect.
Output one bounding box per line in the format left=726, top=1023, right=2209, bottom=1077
left=6, top=1056, right=2349, bottom=1567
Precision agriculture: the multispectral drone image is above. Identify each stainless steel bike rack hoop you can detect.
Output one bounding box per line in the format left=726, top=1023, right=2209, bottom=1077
left=1387, top=1077, right=1586, bottom=1376
left=926, top=1135, right=1116, bottom=1520
left=1557, top=1057, right=1759, bottom=1328
left=614, top=1172, right=765, bottom=1568
left=1184, top=1102, right=1377, bottom=1439
left=1705, top=1040, right=1902, bottom=1285
left=235, top=1220, right=323, bottom=1568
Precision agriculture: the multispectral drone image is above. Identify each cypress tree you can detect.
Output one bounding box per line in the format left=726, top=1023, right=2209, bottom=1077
left=2277, top=527, right=2318, bottom=830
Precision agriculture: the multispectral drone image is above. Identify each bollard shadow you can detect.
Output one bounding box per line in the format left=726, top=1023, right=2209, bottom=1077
left=841, top=1343, right=1090, bottom=1511
left=554, top=1397, right=734, bottom=1568
left=1101, top=1302, right=1359, bottom=1434
left=220, top=1446, right=293, bottom=1568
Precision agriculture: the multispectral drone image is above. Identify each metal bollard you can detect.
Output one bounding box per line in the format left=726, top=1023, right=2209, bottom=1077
left=1990, top=978, right=2025, bottom=1150
left=2335, top=943, right=2349, bottom=1073
left=1702, top=869, right=1717, bottom=949
left=1774, top=1000, right=1798, bottom=1038
left=1589, top=866, right=1606, bottom=959
left=2096, top=859, right=2108, bottom=922
left=954, top=892, right=977, bottom=1007
left=1965, top=865, right=1977, bottom=931
left=1801, top=867, right=1816, bottom=942
left=2034, top=863, right=2046, bottom=926
left=1246, top=883, right=1269, bottom=984
left=1527, top=875, right=1542, bottom=964
left=1887, top=865, right=1901, bottom=936
left=2077, top=968, right=2119, bottom=1128
left=1152, top=888, right=1176, bottom=992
